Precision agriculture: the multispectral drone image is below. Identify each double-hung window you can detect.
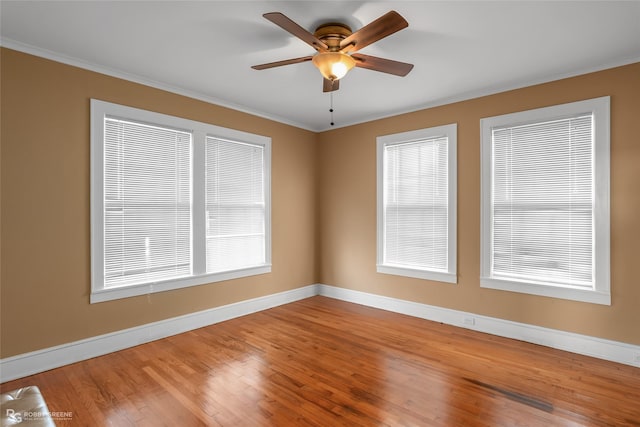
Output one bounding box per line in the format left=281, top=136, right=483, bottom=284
left=480, top=97, right=610, bottom=305
left=91, top=100, right=271, bottom=303
left=205, top=136, right=267, bottom=273
left=377, top=124, right=457, bottom=283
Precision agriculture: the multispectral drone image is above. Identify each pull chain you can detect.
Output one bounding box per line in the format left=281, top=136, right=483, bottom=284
left=330, top=91, right=335, bottom=126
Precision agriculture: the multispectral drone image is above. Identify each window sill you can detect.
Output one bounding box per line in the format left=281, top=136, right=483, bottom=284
left=480, top=276, right=610, bottom=305
left=91, top=265, right=272, bottom=303
left=377, top=264, right=457, bottom=284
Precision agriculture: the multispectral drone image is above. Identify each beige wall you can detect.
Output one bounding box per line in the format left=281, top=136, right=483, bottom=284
left=318, top=62, right=640, bottom=345
left=1, top=47, right=639, bottom=359
left=0, top=49, right=318, bottom=357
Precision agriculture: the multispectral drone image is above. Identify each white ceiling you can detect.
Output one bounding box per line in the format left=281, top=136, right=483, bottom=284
left=2, top=1, right=639, bottom=132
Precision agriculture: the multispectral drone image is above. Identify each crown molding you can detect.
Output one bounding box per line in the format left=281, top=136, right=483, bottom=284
left=0, top=37, right=315, bottom=132
left=2, top=37, right=639, bottom=134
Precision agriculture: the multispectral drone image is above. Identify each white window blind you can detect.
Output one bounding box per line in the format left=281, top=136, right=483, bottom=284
left=384, top=137, right=449, bottom=270
left=377, top=124, right=457, bottom=283
left=103, top=118, right=192, bottom=288
left=206, top=137, right=266, bottom=273
left=491, top=115, right=593, bottom=287
left=480, top=96, right=610, bottom=305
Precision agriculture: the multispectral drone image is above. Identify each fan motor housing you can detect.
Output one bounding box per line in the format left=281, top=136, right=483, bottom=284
left=314, top=23, right=352, bottom=50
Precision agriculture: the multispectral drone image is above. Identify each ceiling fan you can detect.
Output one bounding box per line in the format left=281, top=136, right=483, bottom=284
left=252, top=11, right=414, bottom=92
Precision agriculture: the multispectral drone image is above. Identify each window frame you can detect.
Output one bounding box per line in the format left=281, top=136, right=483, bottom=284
left=480, top=96, right=610, bottom=305
left=376, top=123, right=458, bottom=283
left=91, top=99, right=271, bottom=303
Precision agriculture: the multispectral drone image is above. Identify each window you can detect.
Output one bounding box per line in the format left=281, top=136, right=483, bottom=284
left=102, top=116, right=192, bottom=289
left=377, top=124, right=457, bottom=283
left=480, top=97, right=610, bottom=305
left=205, top=137, right=266, bottom=273
left=91, top=100, right=271, bottom=303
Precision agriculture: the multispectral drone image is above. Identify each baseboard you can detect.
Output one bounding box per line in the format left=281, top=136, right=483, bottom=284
left=3, top=282, right=637, bottom=382
left=0, top=284, right=319, bottom=383
left=318, top=284, right=640, bottom=368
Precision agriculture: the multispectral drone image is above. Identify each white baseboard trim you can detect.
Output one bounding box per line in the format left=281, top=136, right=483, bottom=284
left=0, top=284, right=319, bottom=383
left=2, top=282, right=637, bottom=382
left=318, top=284, right=640, bottom=369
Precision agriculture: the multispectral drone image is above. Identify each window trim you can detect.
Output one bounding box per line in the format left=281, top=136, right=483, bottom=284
left=90, top=99, right=271, bottom=303
left=480, top=96, right=610, bottom=305
left=376, top=124, right=458, bottom=283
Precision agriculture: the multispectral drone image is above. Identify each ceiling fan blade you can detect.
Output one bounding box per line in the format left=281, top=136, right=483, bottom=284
left=323, top=78, right=340, bottom=92
left=251, top=56, right=314, bottom=70
left=352, top=53, right=414, bottom=76
left=263, top=12, right=328, bottom=52
left=340, top=11, right=408, bottom=53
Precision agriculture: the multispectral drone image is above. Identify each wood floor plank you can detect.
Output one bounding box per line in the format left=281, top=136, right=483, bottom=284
left=2, top=296, right=639, bottom=426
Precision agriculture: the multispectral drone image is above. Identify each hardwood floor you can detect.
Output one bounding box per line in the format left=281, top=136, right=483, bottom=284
left=2, top=296, right=639, bottom=426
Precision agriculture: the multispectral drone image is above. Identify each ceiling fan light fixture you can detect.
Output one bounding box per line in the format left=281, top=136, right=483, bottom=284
left=312, top=52, right=356, bottom=81
left=253, top=11, right=413, bottom=92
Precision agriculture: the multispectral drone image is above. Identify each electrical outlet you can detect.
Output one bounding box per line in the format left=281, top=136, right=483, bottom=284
left=634, top=353, right=640, bottom=364
left=463, top=317, right=476, bottom=326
